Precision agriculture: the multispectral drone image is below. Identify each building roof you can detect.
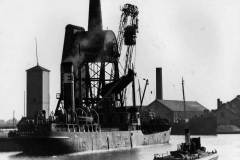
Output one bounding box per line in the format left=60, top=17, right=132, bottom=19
left=153, top=99, right=207, bottom=112
left=26, top=65, right=50, bottom=72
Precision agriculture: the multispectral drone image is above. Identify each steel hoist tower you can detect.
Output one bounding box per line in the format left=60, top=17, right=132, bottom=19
left=117, top=4, right=139, bottom=106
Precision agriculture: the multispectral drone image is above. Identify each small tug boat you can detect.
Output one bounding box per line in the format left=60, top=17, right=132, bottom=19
left=153, top=129, right=218, bottom=160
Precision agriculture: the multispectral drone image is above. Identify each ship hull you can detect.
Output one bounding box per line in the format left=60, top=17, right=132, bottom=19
left=171, top=115, right=217, bottom=135
left=171, top=123, right=217, bottom=135
left=12, top=129, right=171, bottom=155
left=154, top=153, right=218, bottom=160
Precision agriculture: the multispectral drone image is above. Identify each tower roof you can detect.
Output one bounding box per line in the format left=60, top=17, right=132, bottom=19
left=26, top=65, right=50, bottom=72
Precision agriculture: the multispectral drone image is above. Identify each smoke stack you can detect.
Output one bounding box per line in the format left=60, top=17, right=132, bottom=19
left=185, top=128, right=190, bottom=146
left=217, top=98, right=222, bottom=109
left=88, top=0, right=103, bottom=31
left=156, top=68, right=163, bottom=100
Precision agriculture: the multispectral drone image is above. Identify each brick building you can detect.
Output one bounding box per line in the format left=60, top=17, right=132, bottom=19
left=217, top=96, right=240, bottom=128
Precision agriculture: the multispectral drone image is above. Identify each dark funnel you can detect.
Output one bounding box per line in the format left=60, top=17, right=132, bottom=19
left=156, top=68, right=163, bottom=100
left=88, top=0, right=103, bottom=31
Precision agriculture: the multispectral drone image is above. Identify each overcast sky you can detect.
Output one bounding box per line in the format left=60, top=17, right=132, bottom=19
left=1, top=0, right=240, bottom=120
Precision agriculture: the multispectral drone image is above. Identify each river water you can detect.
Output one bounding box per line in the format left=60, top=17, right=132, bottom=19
left=1, top=134, right=239, bottom=160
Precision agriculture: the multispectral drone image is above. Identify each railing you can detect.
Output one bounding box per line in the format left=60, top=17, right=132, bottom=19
left=52, top=123, right=101, bottom=133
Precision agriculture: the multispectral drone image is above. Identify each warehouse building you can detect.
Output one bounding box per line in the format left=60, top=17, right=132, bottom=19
left=144, top=99, right=207, bottom=123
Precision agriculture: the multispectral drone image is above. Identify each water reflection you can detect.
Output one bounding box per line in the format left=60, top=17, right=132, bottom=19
left=4, top=135, right=240, bottom=160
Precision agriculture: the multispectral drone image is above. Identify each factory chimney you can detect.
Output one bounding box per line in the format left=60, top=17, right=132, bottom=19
left=156, top=67, right=163, bottom=100
left=88, top=0, right=103, bottom=31
left=217, top=98, right=222, bottom=109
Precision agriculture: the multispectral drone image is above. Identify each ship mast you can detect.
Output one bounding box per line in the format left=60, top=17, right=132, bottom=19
left=182, top=78, right=191, bottom=148
left=181, top=77, right=186, bottom=122
left=35, top=38, right=39, bottom=66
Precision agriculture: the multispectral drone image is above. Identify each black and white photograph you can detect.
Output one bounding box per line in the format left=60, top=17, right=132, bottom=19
left=1, top=0, right=240, bottom=159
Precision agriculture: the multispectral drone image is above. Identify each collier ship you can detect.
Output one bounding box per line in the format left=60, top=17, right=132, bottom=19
left=9, top=0, right=171, bottom=155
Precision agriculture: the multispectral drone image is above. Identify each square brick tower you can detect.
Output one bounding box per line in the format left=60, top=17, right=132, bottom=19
left=26, top=65, right=50, bottom=119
